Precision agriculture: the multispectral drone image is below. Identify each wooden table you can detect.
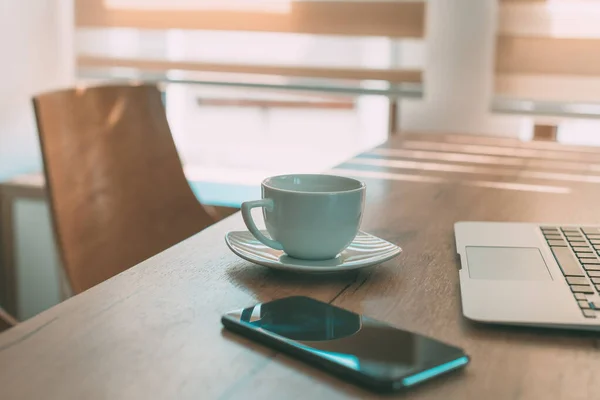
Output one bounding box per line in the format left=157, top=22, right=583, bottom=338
left=0, top=173, right=242, bottom=319
left=2, top=134, right=600, bottom=399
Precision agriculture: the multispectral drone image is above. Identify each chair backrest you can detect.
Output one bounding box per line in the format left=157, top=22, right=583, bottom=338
left=0, top=307, right=17, bottom=333
left=495, top=0, right=600, bottom=104
left=33, top=85, right=215, bottom=294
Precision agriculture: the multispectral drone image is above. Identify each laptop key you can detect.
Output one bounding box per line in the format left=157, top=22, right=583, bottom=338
left=565, top=232, right=583, bottom=239
left=571, top=285, right=594, bottom=294
left=590, top=239, right=600, bottom=245
left=587, top=270, right=600, bottom=278
left=575, top=249, right=594, bottom=255
left=583, top=228, right=600, bottom=235
left=566, top=276, right=589, bottom=285
left=578, top=300, right=592, bottom=309
left=544, top=234, right=563, bottom=241
left=572, top=245, right=592, bottom=250
left=581, top=258, right=600, bottom=264
left=584, top=265, right=600, bottom=272
left=591, top=277, right=600, bottom=285
left=541, top=226, right=559, bottom=231
left=551, top=247, right=586, bottom=276
left=548, top=240, right=568, bottom=247
left=578, top=256, right=598, bottom=262
left=574, top=292, right=588, bottom=301
left=582, top=309, right=596, bottom=318
left=582, top=257, right=600, bottom=263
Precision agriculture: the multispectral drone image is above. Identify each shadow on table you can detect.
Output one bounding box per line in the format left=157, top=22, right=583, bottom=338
left=220, top=327, right=467, bottom=398
left=464, top=318, right=600, bottom=345
left=219, top=328, right=373, bottom=397
left=225, top=261, right=397, bottom=309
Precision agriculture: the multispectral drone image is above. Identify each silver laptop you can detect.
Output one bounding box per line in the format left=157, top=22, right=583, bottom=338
left=455, top=222, right=600, bottom=330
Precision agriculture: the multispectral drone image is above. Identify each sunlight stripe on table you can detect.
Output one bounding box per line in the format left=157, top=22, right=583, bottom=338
left=438, top=134, right=600, bottom=154
left=332, top=168, right=571, bottom=194
left=520, top=170, right=600, bottom=184
left=366, top=147, right=600, bottom=172
left=333, top=168, right=446, bottom=184
left=400, top=140, right=600, bottom=162
left=467, top=180, right=570, bottom=194
left=347, top=157, right=517, bottom=176
left=347, top=157, right=600, bottom=185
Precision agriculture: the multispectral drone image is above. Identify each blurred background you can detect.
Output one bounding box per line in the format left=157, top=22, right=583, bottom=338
left=2, top=0, right=600, bottom=321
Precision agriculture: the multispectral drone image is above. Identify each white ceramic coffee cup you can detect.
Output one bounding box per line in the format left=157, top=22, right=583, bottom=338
left=241, top=174, right=365, bottom=260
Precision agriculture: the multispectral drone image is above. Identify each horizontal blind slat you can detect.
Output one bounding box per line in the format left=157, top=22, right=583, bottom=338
left=496, top=74, right=600, bottom=102
left=77, top=55, right=423, bottom=83
left=497, top=36, right=600, bottom=76
left=75, top=0, right=426, bottom=38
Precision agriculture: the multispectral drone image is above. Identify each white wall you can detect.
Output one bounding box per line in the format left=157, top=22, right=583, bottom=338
left=0, top=0, right=74, bottom=181
left=0, top=0, right=74, bottom=318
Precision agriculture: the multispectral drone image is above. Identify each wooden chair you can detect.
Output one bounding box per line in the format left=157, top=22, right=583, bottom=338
left=33, top=85, right=215, bottom=294
left=0, top=307, right=17, bottom=333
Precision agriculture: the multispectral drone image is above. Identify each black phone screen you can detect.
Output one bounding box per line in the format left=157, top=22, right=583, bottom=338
left=222, top=296, right=468, bottom=391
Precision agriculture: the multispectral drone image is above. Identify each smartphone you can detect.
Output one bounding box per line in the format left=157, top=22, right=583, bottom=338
left=221, top=296, right=469, bottom=392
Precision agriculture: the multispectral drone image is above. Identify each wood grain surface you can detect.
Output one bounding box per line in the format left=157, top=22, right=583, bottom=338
left=33, top=85, right=215, bottom=294
left=2, top=133, right=600, bottom=399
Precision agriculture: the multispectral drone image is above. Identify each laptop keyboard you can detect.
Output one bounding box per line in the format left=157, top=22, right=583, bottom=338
left=541, top=226, right=600, bottom=319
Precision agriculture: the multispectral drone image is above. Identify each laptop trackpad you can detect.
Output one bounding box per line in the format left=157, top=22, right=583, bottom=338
left=466, top=247, right=552, bottom=281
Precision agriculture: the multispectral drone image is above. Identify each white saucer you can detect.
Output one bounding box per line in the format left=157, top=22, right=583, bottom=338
left=225, top=230, right=401, bottom=273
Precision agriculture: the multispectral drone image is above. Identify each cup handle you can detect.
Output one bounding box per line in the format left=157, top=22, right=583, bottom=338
left=241, top=199, right=284, bottom=250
